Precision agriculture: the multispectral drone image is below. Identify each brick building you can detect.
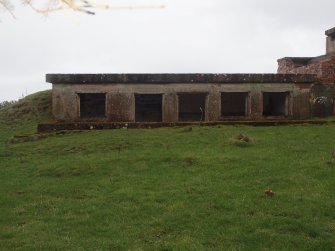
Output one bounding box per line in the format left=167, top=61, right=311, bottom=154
left=277, top=27, right=335, bottom=116
left=278, top=27, right=335, bottom=83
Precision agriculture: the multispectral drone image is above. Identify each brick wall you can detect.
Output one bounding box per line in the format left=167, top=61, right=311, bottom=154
left=277, top=56, right=335, bottom=83
left=321, top=57, right=335, bottom=83
left=278, top=56, right=335, bottom=116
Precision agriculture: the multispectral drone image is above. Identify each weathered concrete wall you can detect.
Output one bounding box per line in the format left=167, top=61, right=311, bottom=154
left=326, top=37, right=335, bottom=55
left=52, top=82, right=312, bottom=122
left=163, top=93, right=178, bottom=122
left=52, top=85, right=79, bottom=121
left=326, top=27, right=335, bottom=55
left=206, top=92, right=221, bottom=121
left=108, top=93, right=134, bottom=122
left=293, top=84, right=311, bottom=119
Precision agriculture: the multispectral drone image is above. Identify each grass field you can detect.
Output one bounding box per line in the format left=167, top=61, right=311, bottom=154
left=1, top=91, right=335, bottom=250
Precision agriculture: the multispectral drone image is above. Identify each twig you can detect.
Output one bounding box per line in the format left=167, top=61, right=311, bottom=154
left=0, top=0, right=16, bottom=18
left=3, top=0, right=165, bottom=17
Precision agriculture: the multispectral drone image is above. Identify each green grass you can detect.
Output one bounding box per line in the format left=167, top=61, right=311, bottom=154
left=0, top=91, right=335, bottom=250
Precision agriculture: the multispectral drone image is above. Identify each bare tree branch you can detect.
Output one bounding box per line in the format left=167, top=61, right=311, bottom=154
left=1, top=0, right=165, bottom=17
left=0, top=0, right=16, bottom=18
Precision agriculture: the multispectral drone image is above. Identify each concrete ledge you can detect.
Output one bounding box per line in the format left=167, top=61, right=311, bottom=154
left=46, top=73, right=317, bottom=84
left=37, top=120, right=333, bottom=133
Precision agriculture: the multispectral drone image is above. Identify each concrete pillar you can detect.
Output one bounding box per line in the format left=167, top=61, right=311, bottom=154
left=206, top=92, right=221, bottom=121
left=107, top=93, right=135, bottom=122
left=163, top=93, right=178, bottom=122
left=250, top=92, right=263, bottom=119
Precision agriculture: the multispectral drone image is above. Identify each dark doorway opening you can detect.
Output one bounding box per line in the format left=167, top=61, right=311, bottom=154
left=263, top=92, right=288, bottom=116
left=178, top=93, right=206, bottom=121
left=221, top=92, right=248, bottom=116
left=135, top=94, right=162, bottom=122
left=79, top=93, right=106, bottom=118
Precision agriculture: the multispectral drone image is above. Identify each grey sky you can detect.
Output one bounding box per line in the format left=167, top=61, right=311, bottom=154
left=0, top=0, right=334, bottom=102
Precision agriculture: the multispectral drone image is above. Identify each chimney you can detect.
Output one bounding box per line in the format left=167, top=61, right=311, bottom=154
left=325, top=27, right=335, bottom=55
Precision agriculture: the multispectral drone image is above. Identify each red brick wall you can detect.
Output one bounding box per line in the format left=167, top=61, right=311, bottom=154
left=321, top=58, right=335, bottom=83
left=278, top=57, right=335, bottom=83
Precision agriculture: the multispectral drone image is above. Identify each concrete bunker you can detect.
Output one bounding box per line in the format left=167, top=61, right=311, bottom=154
left=47, top=74, right=318, bottom=123
left=135, top=94, right=162, bottom=122
left=221, top=92, right=249, bottom=117
left=44, top=27, right=335, bottom=125
left=178, top=93, right=206, bottom=121
left=79, top=93, right=106, bottom=118
left=263, top=92, right=289, bottom=117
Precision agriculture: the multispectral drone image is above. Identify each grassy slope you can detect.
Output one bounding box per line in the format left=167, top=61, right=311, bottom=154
left=0, top=90, right=52, bottom=135
left=0, top=91, right=335, bottom=250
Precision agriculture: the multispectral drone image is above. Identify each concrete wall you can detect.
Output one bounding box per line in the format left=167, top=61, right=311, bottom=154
left=52, top=82, right=312, bottom=122
left=326, top=36, right=335, bottom=55
left=326, top=27, right=335, bottom=55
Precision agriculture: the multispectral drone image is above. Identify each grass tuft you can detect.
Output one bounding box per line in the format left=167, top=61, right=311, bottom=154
left=230, top=133, right=253, bottom=147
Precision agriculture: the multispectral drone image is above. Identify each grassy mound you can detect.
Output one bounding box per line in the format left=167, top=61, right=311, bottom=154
left=0, top=90, right=52, bottom=125
left=0, top=90, right=52, bottom=138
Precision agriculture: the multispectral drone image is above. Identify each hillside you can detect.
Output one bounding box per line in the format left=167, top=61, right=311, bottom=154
left=0, top=90, right=52, bottom=136
left=0, top=92, right=335, bottom=250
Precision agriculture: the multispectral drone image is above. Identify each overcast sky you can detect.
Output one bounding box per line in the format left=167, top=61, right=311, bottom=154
left=0, top=0, right=334, bottom=102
